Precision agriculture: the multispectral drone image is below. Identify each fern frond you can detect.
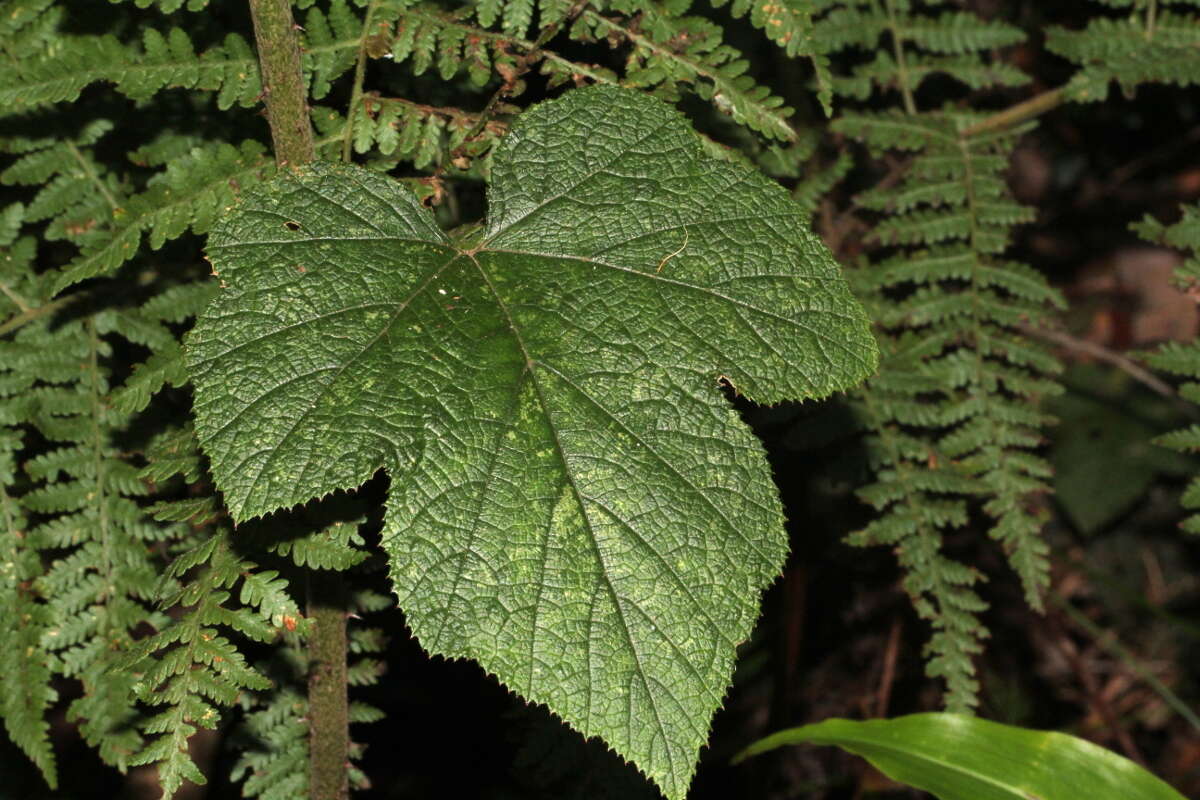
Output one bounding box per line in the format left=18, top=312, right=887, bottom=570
left=0, top=0, right=64, bottom=77
left=0, top=232, right=177, bottom=773
left=583, top=8, right=797, bottom=140
left=0, top=29, right=262, bottom=111
left=391, top=5, right=615, bottom=88
left=229, top=549, right=388, bottom=799
left=811, top=1, right=1027, bottom=103
left=807, top=0, right=1060, bottom=711
left=124, top=525, right=289, bottom=799
left=1139, top=203, right=1200, bottom=534
left=840, top=117, right=1062, bottom=708
left=1048, top=6, right=1200, bottom=98
left=391, top=2, right=794, bottom=140
left=849, top=484, right=987, bottom=706
left=708, top=0, right=832, bottom=113
left=904, top=11, right=1024, bottom=54
left=2, top=119, right=123, bottom=255
left=345, top=95, right=505, bottom=170
left=50, top=140, right=274, bottom=294
left=303, top=0, right=375, bottom=100
left=19, top=312, right=175, bottom=769
left=108, top=0, right=212, bottom=11
left=267, top=517, right=370, bottom=571
left=0, top=219, right=237, bottom=782
left=0, top=229, right=58, bottom=786
left=231, top=682, right=310, bottom=800
left=791, top=151, right=853, bottom=213
left=467, top=0, right=572, bottom=37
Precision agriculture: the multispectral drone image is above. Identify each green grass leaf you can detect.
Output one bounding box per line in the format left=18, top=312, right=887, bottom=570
left=186, top=85, right=877, bottom=799
left=734, top=713, right=1187, bottom=800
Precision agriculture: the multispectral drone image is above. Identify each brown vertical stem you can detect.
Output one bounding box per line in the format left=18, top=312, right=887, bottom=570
left=245, top=4, right=348, bottom=799
left=248, top=0, right=316, bottom=167
left=308, top=572, right=351, bottom=800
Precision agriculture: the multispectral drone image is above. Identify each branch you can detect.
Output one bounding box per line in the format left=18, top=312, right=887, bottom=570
left=463, top=0, right=594, bottom=142
left=342, top=0, right=382, bottom=162
left=245, top=5, right=348, bottom=800
left=959, top=87, right=1066, bottom=139
left=1017, top=322, right=1175, bottom=398
left=583, top=9, right=797, bottom=141
left=248, top=0, right=315, bottom=167
left=0, top=296, right=76, bottom=337
left=308, top=572, right=350, bottom=800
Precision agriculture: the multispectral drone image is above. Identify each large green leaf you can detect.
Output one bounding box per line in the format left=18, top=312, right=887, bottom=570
left=186, top=85, right=877, bottom=798
left=734, top=713, right=1187, bottom=800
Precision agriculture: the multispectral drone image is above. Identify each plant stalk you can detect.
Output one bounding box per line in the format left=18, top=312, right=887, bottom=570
left=462, top=0, right=593, bottom=142
left=248, top=0, right=316, bottom=167
left=882, top=0, right=916, bottom=115
left=246, top=3, right=349, bottom=799
left=959, top=87, right=1066, bottom=139
left=308, top=572, right=351, bottom=800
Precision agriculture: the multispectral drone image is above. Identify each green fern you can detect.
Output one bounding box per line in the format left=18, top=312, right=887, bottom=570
left=0, top=101, right=277, bottom=791
left=384, top=0, right=795, bottom=152
left=0, top=221, right=182, bottom=772
left=0, top=0, right=64, bottom=66
left=51, top=140, right=275, bottom=293
left=112, top=283, right=221, bottom=415
left=0, top=208, right=59, bottom=789
left=231, top=678, right=309, bottom=800
left=229, top=588, right=388, bottom=799
left=126, top=417, right=389, bottom=798
left=342, top=95, right=505, bottom=170
left=122, top=423, right=305, bottom=799
left=109, top=0, right=212, bottom=11
left=0, top=28, right=262, bottom=111
left=1134, top=204, right=1200, bottom=535
left=709, top=0, right=832, bottom=113
left=580, top=6, right=797, bottom=140
left=810, top=0, right=1028, bottom=105
left=24, top=307, right=177, bottom=769
left=814, top=1, right=1061, bottom=711
left=843, top=115, right=1062, bottom=710
left=1047, top=2, right=1200, bottom=100
left=123, top=526, right=283, bottom=797
left=1, top=120, right=124, bottom=257
left=304, top=0, right=382, bottom=100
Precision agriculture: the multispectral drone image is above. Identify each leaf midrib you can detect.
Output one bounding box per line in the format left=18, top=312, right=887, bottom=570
left=466, top=251, right=687, bottom=794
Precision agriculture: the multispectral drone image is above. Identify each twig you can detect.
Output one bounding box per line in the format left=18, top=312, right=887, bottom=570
left=1016, top=323, right=1176, bottom=399
left=246, top=5, right=348, bottom=800
left=959, top=87, right=1067, bottom=139
left=1052, top=618, right=1146, bottom=765
left=0, top=281, right=32, bottom=314
left=1104, top=122, right=1200, bottom=193
left=1051, top=591, right=1200, bottom=736
left=874, top=615, right=902, bottom=718
left=341, top=0, right=382, bottom=162
left=655, top=229, right=688, bottom=273
left=0, top=296, right=76, bottom=338
left=463, top=0, right=593, bottom=143
left=248, top=0, right=315, bottom=168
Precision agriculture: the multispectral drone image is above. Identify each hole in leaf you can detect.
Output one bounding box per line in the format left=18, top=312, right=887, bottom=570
left=284, top=221, right=301, bottom=231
